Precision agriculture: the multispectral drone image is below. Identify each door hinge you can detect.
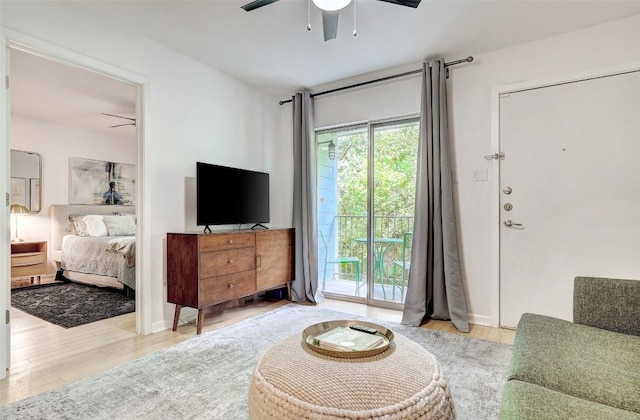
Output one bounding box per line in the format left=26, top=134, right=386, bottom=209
left=5, top=193, right=9, bottom=207
left=5, top=75, right=8, bottom=90
left=484, top=152, right=505, bottom=161
left=5, top=310, right=9, bottom=325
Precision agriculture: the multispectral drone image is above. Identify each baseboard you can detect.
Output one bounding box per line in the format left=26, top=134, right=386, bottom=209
left=468, top=313, right=493, bottom=327
left=152, top=306, right=199, bottom=333
left=151, top=320, right=173, bottom=333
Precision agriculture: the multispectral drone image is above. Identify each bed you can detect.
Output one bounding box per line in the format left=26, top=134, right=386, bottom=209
left=50, top=204, right=136, bottom=296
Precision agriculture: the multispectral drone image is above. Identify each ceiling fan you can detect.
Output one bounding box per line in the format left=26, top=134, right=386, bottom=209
left=241, top=0, right=422, bottom=42
left=102, top=113, right=136, bottom=128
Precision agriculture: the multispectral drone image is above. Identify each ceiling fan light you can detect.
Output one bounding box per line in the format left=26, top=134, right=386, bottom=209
left=312, top=0, right=351, bottom=11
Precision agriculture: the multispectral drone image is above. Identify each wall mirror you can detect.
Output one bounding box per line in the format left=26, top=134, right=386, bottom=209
left=11, top=150, right=42, bottom=213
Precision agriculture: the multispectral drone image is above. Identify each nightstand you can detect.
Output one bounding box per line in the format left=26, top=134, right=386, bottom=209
left=11, top=241, right=48, bottom=284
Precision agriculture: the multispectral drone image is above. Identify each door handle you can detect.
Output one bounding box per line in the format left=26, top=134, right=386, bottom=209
left=503, top=219, right=524, bottom=228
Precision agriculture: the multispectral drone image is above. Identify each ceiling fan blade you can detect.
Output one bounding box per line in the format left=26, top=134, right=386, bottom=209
left=108, top=123, right=136, bottom=128
left=102, top=113, right=136, bottom=128
left=102, top=112, right=135, bottom=121
left=241, top=0, right=280, bottom=12
left=322, top=10, right=339, bottom=42
left=376, top=0, right=421, bottom=8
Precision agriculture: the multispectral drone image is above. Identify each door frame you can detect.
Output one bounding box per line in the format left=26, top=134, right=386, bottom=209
left=489, top=61, right=640, bottom=328
left=0, top=27, right=152, bottom=376
left=315, top=114, right=418, bottom=310
left=1, top=31, right=9, bottom=380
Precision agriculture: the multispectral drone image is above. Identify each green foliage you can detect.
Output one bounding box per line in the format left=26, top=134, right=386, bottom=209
left=331, top=122, right=419, bottom=268
left=337, top=123, right=419, bottom=220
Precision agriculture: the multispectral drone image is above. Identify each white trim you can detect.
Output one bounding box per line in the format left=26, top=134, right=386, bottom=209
left=467, top=313, right=492, bottom=327
left=488, top=88, right=501, bottom=328
left=490, top=61, right=640, bottom=328
left=315, top=112, right=420, bottom=133
left=0, top=32, right=10, bottom=380
left=2, top=28, right=147, bottom=86
left=1, top=26, right=152, bottom=335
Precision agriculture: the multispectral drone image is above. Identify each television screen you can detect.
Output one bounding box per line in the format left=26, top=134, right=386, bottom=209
left=196, top=162, right=270, bottom=228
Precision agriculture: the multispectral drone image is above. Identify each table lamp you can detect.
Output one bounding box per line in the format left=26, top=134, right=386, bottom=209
left=10, top=204, right=29, bottom=242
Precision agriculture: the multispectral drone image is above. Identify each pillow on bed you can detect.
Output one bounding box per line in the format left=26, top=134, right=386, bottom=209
left=114, top=211, right=137, bottom=224
left=69, top=215, right=107, bottom=237
left=69, top=215, right=87, bottom=236
left=81, top=215, right=110, bottom=237
left=103, top=215, right=136, bottom=236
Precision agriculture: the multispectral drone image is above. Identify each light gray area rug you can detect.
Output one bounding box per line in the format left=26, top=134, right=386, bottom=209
left=0, top=303, right=512, bottom=419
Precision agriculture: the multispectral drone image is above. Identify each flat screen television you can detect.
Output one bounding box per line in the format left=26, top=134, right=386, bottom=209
left=196, top=162, right=270, bottom=232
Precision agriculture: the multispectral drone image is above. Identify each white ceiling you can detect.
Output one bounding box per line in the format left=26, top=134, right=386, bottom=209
left=9, top=0, right=640, bottom=132
left=69, top=0, right=640, bottom=94
left=10, top=49, right=138, bottom=138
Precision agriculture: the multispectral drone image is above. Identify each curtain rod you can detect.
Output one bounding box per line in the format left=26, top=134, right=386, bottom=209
left=279, top=56, right=473, bottom=105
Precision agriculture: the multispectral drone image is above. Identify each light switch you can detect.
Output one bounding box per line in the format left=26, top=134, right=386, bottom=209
left=473, top=168, right=488, bottom=182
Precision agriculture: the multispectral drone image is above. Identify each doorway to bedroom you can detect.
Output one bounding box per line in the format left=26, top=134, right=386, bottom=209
left=7, top=46, right=140, bottom=363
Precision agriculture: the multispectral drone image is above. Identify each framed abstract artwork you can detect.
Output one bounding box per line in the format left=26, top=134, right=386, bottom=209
left=69, top=157, right=136, bottom=205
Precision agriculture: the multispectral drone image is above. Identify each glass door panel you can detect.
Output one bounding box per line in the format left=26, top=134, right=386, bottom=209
left=316, top=118, right=418, bottom=307
left=371, top=119, right=419, bottom=305
left=317, top=126, right=368, bottom=300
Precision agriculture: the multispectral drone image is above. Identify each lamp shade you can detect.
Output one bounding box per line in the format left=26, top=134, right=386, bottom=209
left=312, top=0, right=351, bottom=11
left=10, top=204, right=29, bottom=215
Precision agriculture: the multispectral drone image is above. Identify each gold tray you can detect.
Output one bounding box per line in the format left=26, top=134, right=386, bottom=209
left=302, top=320, right=394, bottom=358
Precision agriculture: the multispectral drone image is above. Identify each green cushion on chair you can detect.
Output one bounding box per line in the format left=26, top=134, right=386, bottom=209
left=508, top=313, right=640, bottom=413
left=500, top=380, right=640, bottom=420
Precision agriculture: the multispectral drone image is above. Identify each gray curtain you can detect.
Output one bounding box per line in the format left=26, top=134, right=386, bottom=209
left=291, top=92, right=321, bottom=303
left=401, top=60, right=469, bottom=332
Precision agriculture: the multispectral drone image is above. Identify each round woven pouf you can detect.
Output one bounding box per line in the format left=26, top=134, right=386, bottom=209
left=248, top=332, right=456, bottom=419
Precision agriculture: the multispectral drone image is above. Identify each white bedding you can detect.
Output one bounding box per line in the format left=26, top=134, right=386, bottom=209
left=61, top=235, right=136, bottom=288
left=105, top=237, right=136, bottom=268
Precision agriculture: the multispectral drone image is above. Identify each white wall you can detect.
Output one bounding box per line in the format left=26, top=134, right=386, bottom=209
left=452, top=13, right=640, bottom=325
left=10, top=115, right=137, bottom=273
left=284, top=13, right=640, bottom=325
left=1, top=2, right=285, bottom=333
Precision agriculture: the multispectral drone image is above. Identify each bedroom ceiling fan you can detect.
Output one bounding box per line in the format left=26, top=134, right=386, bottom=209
left=241, top=0, right=422, bottom=42
left=102, top=113, right=136, bottom=128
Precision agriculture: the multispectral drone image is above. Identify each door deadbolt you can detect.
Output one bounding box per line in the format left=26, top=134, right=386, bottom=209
left=504, top=203, right=513, bottom=211
left=503, top=186, right=512, bottom=195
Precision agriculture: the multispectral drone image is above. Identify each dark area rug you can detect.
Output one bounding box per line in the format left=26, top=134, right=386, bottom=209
left=11, top=282, right=135, bottom=328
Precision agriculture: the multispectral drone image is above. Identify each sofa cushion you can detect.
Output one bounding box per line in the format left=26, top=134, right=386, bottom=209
left=500, top=380, right=640, bottom=420
left=574, top=276, right=640, bottom=336
left=508, top=313, right=640, bottom=413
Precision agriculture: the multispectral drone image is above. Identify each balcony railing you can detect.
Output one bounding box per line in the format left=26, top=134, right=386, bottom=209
left=320, top=215, right=414, bottom=277
left=318, top=215, right=413, bottom=302
left=329, top=215, right=413, bottom=260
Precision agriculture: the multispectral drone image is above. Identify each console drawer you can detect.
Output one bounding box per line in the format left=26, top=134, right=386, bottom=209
left=200, top=248, right=255, bottom=278
left=200, top=271, right=255, bottom=306
left=199, top=233, right=255, bottom=252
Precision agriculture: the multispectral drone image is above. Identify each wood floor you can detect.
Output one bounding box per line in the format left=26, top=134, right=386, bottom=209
left=1, top=295, right=515, bottom=406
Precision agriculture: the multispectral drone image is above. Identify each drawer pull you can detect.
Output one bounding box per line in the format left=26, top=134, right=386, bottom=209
left=228, top=259, right=234, bottom=264
left=228, top=283, right=234, bottom=289
left=228, top=239, right=234, bottom=244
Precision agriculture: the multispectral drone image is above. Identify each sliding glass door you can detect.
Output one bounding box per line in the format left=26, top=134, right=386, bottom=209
left=316, top=117, right=419, bottom=308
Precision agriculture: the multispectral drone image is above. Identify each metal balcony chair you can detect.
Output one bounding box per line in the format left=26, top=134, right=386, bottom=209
left=319, top=231, right=361, bottom=296
left=392, top=232, right=412, bottom=301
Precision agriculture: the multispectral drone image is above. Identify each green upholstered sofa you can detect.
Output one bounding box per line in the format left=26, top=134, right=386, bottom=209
left=500, top=276, right=640, bottom=420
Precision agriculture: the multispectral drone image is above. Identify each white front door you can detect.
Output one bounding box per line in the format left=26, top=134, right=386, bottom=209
left=499, top=70, right=640, bottom=328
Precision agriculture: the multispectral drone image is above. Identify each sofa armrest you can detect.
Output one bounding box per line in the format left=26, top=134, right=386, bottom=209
left=573, top=276, right=640, bottom=336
